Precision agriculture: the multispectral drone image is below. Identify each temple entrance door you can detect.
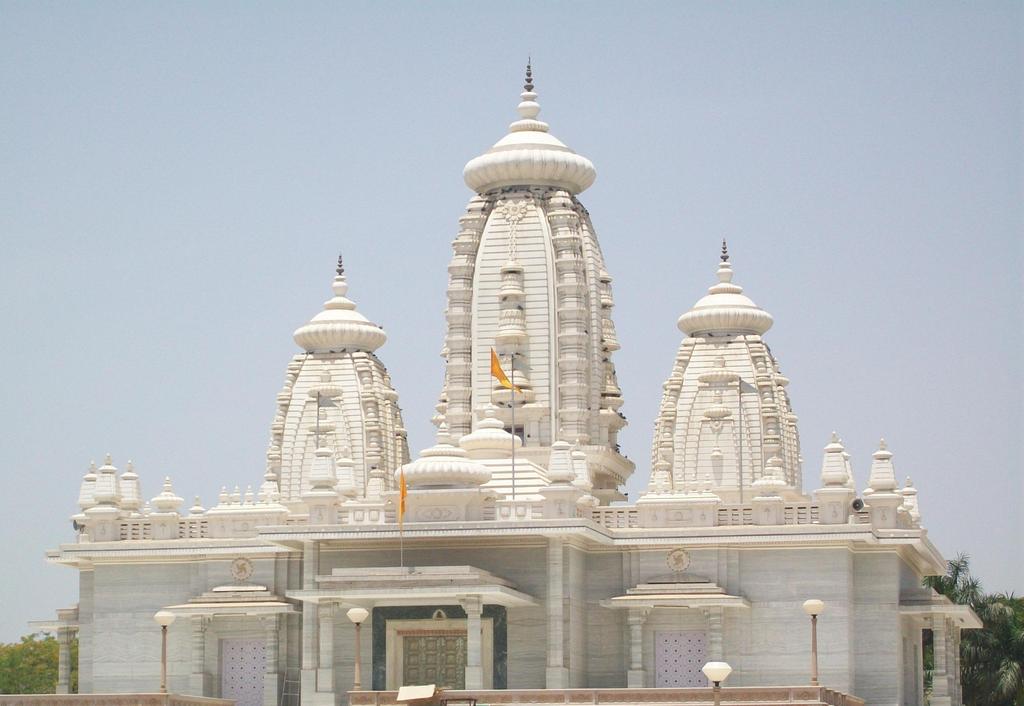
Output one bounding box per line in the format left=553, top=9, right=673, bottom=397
left=221, top=639, right=266, bottom=706
left=402, top=631, right=467, bottom=689
left=654, top=631, right=707, bottom=687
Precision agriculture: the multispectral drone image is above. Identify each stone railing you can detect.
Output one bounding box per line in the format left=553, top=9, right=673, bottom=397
left=589, top=503, right=825, bottom=530
left=0, top=694, right=233, bottom=706
left=349, top=686, right=864, bottom=706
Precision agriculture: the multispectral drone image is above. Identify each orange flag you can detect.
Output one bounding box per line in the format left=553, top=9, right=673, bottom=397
left=490, top=348, right=522, bottom=392
left=398, top=467, right=408, bottom=526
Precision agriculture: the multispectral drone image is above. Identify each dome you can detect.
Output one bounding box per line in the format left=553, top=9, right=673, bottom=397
left=459, top=404, right=522, bottom=459
left=464, top=64, right=596, bottom=195
left=677, top=244, right=773, bottom=337
left=293, top=256, right=388, bottom=353
left=399, top=425, right=492, bottom=488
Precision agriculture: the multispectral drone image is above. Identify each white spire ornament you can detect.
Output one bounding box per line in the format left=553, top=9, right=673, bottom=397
left=293, top=255, right=387, bottom=353
left=464, top=62, right=596, bottom=195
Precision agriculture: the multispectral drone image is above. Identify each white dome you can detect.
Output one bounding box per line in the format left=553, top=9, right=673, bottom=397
left=293, top=256, right=387, bottom=353
left=459, top=404, right=521, bottom=459
left=677, top=251, right=773, bottom=337
left=464, top=65, right=596, bottom=195
left=400, top=426, right=491, bottom=488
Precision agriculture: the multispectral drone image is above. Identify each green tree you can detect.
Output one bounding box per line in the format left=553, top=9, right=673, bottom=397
left=925, top=553, right=1024, bottom=706
left=0, top=633, right=78, bottom=694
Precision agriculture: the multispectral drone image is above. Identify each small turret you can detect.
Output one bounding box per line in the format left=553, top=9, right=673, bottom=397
left=83, top=455, right=122, bottom=541
left=304, top=442, right=339, bottom=525
left=901, top=476, right=921, bottom=525
left=149, top=476, right=183, bottom=540
left=751, top=456, right=787, bottom=525
left=118, top=460, right=142, bottom=516
left=77, top=461, right=98, bottom=513
left=814, top=433, right=856, bottom=524
left=864, top=439, right=902, bottom=529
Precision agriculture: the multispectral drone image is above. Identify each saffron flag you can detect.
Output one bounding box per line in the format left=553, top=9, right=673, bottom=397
left=490, top=348, right=522, bottom=392
left=398, top=467, right=408, bottom=526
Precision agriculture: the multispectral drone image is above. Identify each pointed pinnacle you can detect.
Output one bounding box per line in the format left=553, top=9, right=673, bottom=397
left=524, top=59, right=534, bottom=92
left=336, top=254, right=345, bottom=277
left=720, top=239, right=730, bottom=263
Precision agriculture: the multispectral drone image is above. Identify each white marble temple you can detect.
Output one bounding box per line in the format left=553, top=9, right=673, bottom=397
left=39, top=64, right=980, bottom=706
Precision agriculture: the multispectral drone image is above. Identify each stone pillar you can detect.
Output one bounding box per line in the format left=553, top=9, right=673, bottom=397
left=546, top=538, right=568, bottom=688
left=626, top=608, right=649, bottom=688
left=931, top=618, right=951, bottom=706
left=300, top=542, right=320, bottom=701
left=318, top=603, right=335, bottom=692
left=952, top=627, right=963, bottom=706
left=56, top=628, right=73, bottom=694
left=189, top=617, right=208, bottom=696
left=263, top=615, right=280, bottom=706
left=461, top=596, right=484, bottom=690
left=705, top=608, right=724, bottom=661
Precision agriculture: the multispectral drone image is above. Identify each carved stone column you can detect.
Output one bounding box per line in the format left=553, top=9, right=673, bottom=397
left=546, top=537, right=568, bottom=688
left=931, top=618, right=951, bottom=706
left=952, top=627, right=963, bottom=706
left=56, top=628, right=73, bottom=694
left=461, top=596, right=484, bottom=689
left=705, top=607, right=724, bottom=661
left=626, top=607, right=649, bottom=688
left=318, top=603, right=335, bottom=692
left=263, top=615, right=280, bottom=706
left=300, top=541, right=320, bottom=700
left=188, top=616, right=209, bottom=696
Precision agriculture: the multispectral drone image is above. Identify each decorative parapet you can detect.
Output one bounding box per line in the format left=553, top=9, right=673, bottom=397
left=73, top=496, right=911, bottom=542
left=348, top=686, right=864, bottom=706
left=0, top=695, right=233, bottom=706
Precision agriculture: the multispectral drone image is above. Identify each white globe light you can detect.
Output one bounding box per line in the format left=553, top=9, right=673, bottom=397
left=803, top=599, right=825, bottom=616
left=702, top=661, right=732, bottom=684
left=346, top=607, right=370, bottom=625
left=153, top=610, right=176, bottom=627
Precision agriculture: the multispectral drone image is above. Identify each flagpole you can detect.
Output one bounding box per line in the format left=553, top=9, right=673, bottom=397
left=510, top=352, right=516, bottom=502
left=398, top=468, right=406, bottom=572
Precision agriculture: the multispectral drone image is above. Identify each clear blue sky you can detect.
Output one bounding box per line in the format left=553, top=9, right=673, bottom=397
left=0, top=1, right=1020, bottom=641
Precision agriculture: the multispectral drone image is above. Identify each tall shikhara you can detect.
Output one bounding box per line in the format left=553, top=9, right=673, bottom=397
left=437, top=64, right=633, bottom=501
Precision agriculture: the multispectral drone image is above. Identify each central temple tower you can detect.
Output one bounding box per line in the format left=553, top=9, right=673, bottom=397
left=437, top=65, right=633, bottom=500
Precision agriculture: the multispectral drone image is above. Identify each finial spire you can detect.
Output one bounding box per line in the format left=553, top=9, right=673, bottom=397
left=720, top=239, right=729, bottom=263
left=524, top=58, right=533, bottom=92
left=336, top=254, right=345, bottom=277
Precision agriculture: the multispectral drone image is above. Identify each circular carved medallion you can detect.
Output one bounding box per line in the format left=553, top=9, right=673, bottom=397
left=230, top=557, right=254, bottom=582
left=666, top=548, right=691, bottom=573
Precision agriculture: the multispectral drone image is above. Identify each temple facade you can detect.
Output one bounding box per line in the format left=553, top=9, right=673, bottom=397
left=41, top=67, right=978, bottom=706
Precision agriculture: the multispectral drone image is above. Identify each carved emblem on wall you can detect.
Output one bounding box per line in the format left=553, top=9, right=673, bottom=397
left=497, top=198, right=533, bottom=225
left=666, top=548, right=691, bottom=573
left=230, top=557, right=254, bottom=582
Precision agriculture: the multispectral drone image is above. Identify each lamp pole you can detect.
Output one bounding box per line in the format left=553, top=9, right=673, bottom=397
left=701, top=662, right=732, bottom=706
left=347, top=607, right=370, bottom=691
left=802, top=599, right=825, bottom=686
left=153, top=611, right=176, bottom=693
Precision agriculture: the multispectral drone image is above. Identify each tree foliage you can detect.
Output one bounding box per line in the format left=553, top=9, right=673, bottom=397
left=926, top=553, right=1024, bottom=706
left=0, top=633, right=78, bottom=694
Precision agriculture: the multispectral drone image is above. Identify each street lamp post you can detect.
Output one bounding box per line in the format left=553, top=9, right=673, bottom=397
left=153, top=610, right=176, bottom=693
left=346, top=607, right=370, bottom=691
left=701, top=661, right=732, bottom=706
left=802, top=599, right=825, bottom=686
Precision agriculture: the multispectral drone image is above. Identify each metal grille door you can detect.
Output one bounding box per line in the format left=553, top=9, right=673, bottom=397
left=654, top=631, right=707, bottom=687
left=221, top=639, right=266, bottom=706
left=402, top=633, right=467, bottom=689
